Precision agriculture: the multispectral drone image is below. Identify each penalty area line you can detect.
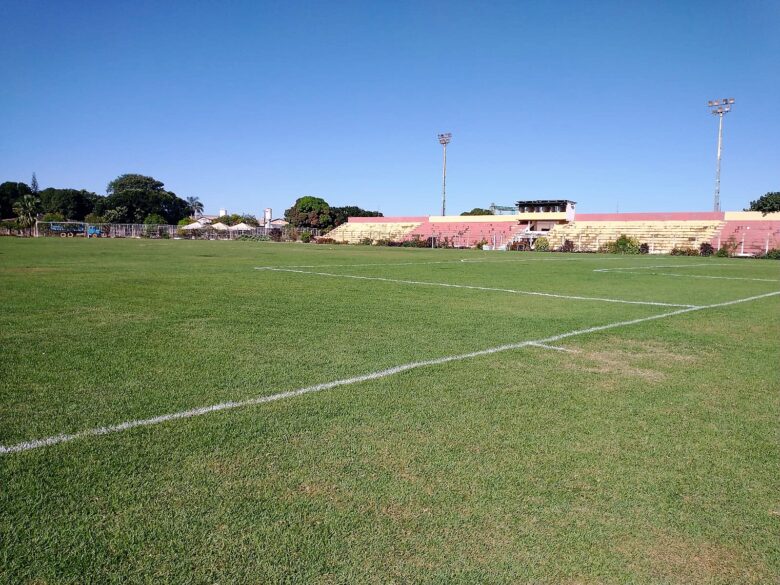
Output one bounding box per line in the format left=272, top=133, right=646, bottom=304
left=2, top=290, right=777, bottom=455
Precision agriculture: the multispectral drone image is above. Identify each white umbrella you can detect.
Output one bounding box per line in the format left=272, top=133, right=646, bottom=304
left=229, top=222, right=254, bottom=231
left=182, top=222, right=203, bottom=230
left=211, top=222, right=229, bottom=230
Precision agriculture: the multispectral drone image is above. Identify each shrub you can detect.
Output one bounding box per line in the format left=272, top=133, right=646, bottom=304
left=534, top=237, right=550, bottom=252
left=359, top=237, right=373, bottom=246
left=42, top=212, right=66, bottom=222
left=699, top=242, right=715, bottom=257
left=715, top=247, right=730, bottom=257
left=269, top=228, right=283, bottom=242
left=475, top=239, right=489, bottom=250
left=671, top=246, right=699, bottom=256
left=639, top=243, right=649, bottom=254
left=559, top=239, right=574, bottom=253
left=316, top=237, right=336, bottom=245
left=508, top=241, right=531, bottom=251
left=300, top=232, right=312, bottom=243
left=605, top=234, right=640, bottom=254
left=763, top=248, right=780, bottom=259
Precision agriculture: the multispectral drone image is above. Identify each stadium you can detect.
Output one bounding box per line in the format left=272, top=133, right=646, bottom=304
left=2, top=2, right=779, bottom=584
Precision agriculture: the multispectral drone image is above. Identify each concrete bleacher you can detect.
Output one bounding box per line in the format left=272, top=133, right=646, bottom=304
left=546, top=213, right=725, bottom=254
left=714, top=212, right=780, bottom=256
left=325, top=217, right=425, bottom=244
left=405, top=218, right=525, bottom=248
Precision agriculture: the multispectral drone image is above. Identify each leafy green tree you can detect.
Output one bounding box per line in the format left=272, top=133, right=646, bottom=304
left=143, top=213, right=167, bottom=225
left=0, top=181, right=32, bottom=219
left=12, top=194, right=41, bottom=234
left=330, top=206, right=382, bottom=227
left=285, top=196, right=332, bottom=228
left=186, top=196, right=204, bottom=217
left=96, top=174, right=189, bottom=224
left=39, top=188, right=98, bottom=221
left=461, top=208, right=494, bottom=216
left=746, top=192, right=780, bottom=215
left=215, top=213, right=259, bottom=226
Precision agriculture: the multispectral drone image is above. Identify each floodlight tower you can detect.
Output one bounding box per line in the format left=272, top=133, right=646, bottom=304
left=438, top=132, right=452, bottom=216
left=707, top=98, right=735, bottom=212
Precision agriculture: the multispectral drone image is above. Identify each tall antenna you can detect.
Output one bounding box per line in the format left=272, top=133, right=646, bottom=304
left=707, top=98, right=735, bottom=212
left=437, top=132, right=452, bottom=216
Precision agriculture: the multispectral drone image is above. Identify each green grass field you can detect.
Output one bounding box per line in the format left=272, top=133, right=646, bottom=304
left=1, top=238, right=778, bottom=584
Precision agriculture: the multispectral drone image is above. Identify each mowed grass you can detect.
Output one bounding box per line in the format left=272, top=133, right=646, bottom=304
left=1, top=238, right=778, bottom=584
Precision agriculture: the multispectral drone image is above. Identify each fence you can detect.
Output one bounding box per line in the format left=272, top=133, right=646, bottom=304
left=33, top=222, right=320, bottom=241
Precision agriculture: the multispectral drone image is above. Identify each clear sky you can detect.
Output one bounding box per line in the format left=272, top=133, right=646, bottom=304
left=1, top=0, right=777, bottom=217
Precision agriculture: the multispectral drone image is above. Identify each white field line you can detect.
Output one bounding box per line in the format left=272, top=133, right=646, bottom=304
left=597, top=270, right=779, bottom=283
left=255, top=267, right=699, bottom=308
left=527, top=342, right=578, bottom=353
left=2, top=290, right=777, bottom=455
left=595, top=263, right=732, bottom=272
left=254, top=256, right=627, bottom=269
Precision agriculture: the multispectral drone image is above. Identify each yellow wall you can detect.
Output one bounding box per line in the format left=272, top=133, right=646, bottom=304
left=724, top=211, right=780, bottom=220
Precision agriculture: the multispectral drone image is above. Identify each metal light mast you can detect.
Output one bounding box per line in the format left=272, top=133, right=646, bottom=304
left=707, top=98, right=735, bottom=212
left=438, top=132, right=452, bottom=216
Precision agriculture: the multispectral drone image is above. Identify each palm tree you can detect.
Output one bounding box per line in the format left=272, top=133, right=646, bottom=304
left=12, top=194, right=40, bottom=236
left=186, top=196, right=204, bottom=218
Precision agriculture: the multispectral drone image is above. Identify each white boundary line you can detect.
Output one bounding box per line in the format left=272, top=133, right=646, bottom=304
left=2, top=290, right=777, bottom=455
left=255, top=267, right=699, bottom=308
left=597, top=270, right=778, bottom=283
left=527, top=342, right=578, bottom=353
left=595, top=263, right=732, bottom=272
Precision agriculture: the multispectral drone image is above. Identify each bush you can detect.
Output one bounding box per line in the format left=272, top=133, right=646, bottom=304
left=475, top=239, right=489, bottom=250
left=559, top=239, right=575, bottom=253
left=699, top=242, right=715, bottom=257
left=300, top=232, right=312, bottom=243
left=605, top=234, right=640, bottom=254
left=358, top=237, right=373, bottom=246
left=671, top=246, right=699, bottom=256
left=269, top=228, right=283, bottom=242
left=316, top=237, right=336, bottom=245
left=762, top=248, right=780, bottom=259
left=42, top=212, right=66, bottom=222
left=639, top=243, right=649, bottom=254
left=534, top=237, right=549, bottom=251
left=508, top=240, right=531, bottom=251
left=715, top=247, right=730, bottom=257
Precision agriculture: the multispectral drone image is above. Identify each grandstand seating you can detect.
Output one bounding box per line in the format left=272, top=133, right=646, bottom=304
left=405, top=220, right=526, bottom=248
left=545, top=220, right=725, bottom=254
left=714, top=220, right=780, bottom=256
left=326, top=220, right=424, bottom=244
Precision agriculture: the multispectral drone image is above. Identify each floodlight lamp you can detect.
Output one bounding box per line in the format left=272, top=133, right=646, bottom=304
left=729, top=98, right=735, bottom=104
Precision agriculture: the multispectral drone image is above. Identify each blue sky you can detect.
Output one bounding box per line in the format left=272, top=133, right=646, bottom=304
left=1, top=0, right=777, bottom=216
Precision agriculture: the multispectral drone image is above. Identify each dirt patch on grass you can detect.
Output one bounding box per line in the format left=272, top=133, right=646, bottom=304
left=621, top=530, right=770, bottom=584
left=565, top=339, right=695, bottom=383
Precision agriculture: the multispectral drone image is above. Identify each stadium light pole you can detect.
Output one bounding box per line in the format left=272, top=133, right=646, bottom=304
left=438, top=132, right=452, bottom=216
left=707, top=98, right=735, bottom=212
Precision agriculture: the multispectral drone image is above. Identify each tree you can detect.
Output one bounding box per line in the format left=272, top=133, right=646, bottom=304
left=143, top=213, right=167, bottom=225
left=12, top=194, right=41, bottom=235
left=330, top=206, right=382, bottom=227
left=96, top=174, right=190, bottom=224
left=284, top=196, right=332, bottom=228
left=746, top=192, right=780, bottom=215
left=0, top=181, right=32, bottom=219
left=31, top=173, right=39, bottom=195
left=461, top=208, right=494, bottom=216
left=39, top=188, right=98, bottom=221
left=186, top=196, right=204, bottom=217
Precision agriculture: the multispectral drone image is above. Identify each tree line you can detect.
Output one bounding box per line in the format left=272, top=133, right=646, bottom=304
left=0, top=174, right=201, bottom=228
left=284, top=196, right=383, bottom=229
